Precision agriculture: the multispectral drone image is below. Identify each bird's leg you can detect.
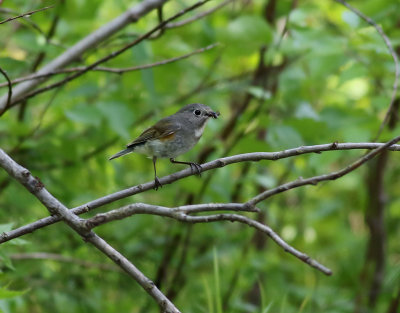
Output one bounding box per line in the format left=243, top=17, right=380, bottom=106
left=170, top=158, right=202, bottom=176
left=153, top=156, right=162, bottom=190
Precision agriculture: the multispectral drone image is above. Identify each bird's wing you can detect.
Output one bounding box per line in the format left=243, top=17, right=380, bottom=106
left=126, top=116, right=181, bottom=148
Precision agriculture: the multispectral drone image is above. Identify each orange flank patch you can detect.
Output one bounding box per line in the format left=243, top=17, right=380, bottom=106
left=159, top=133, right=175, bottom=141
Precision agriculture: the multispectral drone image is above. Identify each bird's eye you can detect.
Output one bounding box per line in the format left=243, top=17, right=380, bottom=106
left=194, top=109, right=201, bottom=116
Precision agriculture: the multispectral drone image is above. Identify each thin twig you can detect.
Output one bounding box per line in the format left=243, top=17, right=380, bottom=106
left=334, top=0, right=399, bottom=140
left=1, top=141, right=400, bottom=244
left=0, top=0, right=170, bottom=111
left=275, top=0, right=298, bottom=49
left=0, top=148, right=181, bottom=313
left=84, top=203, right=331, bottom=275
left=0, top=67, right=12, bottom=113
left=0, top=5, right=54, bottom=25
left=149, top=5, right=165, bottom=39
left=85, top=203, right=259, bottom=228
left=246, top=135, right=400, bottom=206
left=3, top=0, right=211, bottom=111
left=0, top=43, right=219, bottom=88
left=166, top=0, right=234, bottom=29
left=17, top=1, right=63, bottom=121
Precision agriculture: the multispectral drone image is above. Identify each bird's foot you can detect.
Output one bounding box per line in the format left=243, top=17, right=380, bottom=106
left=169, top=158, right=202, bottom=177
left=189, top=163, right=202, bottom=177
left=154, top=177, right=162, bottom=191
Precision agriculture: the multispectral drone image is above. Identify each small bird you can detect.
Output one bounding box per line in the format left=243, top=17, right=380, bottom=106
left=109, top=103, right=219, bottom=190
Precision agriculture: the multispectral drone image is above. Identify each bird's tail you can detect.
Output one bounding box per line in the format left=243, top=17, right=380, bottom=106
left=109, top=148, right=134, bottom=160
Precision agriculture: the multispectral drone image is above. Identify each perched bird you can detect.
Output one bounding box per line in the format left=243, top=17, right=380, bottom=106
left=109, top=103, right=219, bottom=190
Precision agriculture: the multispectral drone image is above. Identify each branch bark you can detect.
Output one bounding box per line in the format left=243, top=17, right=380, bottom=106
left=0, top=43, right=219, bottom=88
left=0, top=149, right=181, bottom=313
left=1, top=142, right=400, bottom=244
left=0, top=0, right=170, bottom=111
left=334, top=0, right=399, bottom=140
left=166, top=0, right=234, bottom=29
left=0, top=67, right=12, bottom=114
left=246, top=136, right=400, bottom=206
left=85, top=203, right=332, bottom=275
left=0, top=5, right=53, bottom=25
left=1, top=0, right=210, bottom=111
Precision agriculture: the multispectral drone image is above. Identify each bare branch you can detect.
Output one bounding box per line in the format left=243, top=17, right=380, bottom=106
left=0, top=5, right=54, bottom=25
left=334, top=0, right=399, bottom=140
left=1, top=141, right=400, bottom=244
left=0, top=148, right=181, bottom=313
left=89, top=234, right=181, bottom=312
left=84, top=203, right=331, bottom=275
left=0, top=67, right=12, bottom=113
left=84, top=202, right=259, bottom=228
left=246, top=136, right=400, bottom=206
left=2, top=0, right=211, bottom=111
left=0, top=0, right=170, bottom=111
left=0, top=43, right=219, bottom=88
left=0, top=150, right=86, bottom=229
left=166, top=0, right=235, bottom=29
left=181, top=214, right=332, bottom=275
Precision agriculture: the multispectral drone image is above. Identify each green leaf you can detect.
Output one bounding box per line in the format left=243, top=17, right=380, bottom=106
left=96, top=101, right=134, bottom=139
left=132, top=42, right=157, bottom=100
left=267, top=125, right=304, bottom=149
left=65, top=105, right=102, bottom=126
left=0, top=223, right=13, bottom=233
left=342, top=11, right=360, bottom=28
left=0, top=253, right=14, bottom=271
left=294, top=102, right=320, bottom=120
left=0, top=284, right=27, bottom=299
left=248, top=86, right=272, bottom=100
left=219, top=15, right=273, bottom=54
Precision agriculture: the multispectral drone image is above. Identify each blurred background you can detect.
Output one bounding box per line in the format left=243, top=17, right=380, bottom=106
left=0, top=0, right=399, bottom=312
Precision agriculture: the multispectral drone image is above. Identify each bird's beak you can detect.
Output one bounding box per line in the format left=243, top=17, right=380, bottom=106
left=207, top=111, right=220, bottom=119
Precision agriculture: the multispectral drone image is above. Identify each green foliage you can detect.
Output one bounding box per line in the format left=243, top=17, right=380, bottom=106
left=0, top=0, right=400, bottom=312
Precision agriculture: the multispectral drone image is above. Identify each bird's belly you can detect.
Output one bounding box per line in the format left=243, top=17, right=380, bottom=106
left=137, top=137, right=197, bottom=158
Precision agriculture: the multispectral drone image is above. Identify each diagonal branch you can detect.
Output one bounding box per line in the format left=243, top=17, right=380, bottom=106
left=84, top=203, right=332, bottom=275
left=84, top=202, right=259, bottom=228
left=0, top=0, right=210, bottom=113
left=1, top=142, right=400, bottom=244
left=334, top=0, right=399, bottom=140
left=0, top=0, right=170, bottom=111
left=0, top=43, right=219, bottom=88
left=0, top=5, right=54, bottom=25
left=166, top=0, right=235, bottom=29
left=246, top=135, right=400, bottom=206
left=0, top=148, right=181, bottom=313
left=0, top=67, right=12, bottom=114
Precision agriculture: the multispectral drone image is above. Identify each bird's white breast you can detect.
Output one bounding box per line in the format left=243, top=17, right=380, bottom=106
left=194, top=122, right=207, bottom=138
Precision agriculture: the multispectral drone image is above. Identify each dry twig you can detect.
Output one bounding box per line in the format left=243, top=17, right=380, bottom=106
left=0, top=0, right=170, bottom=111
left=0, top=148, right=181, bottom=313
left=85, top=203, right=331, bottom=275
left=0, top=43, right=219, bottom=88
left=1, top=0, right=210, bottom=111
left=334, top=0, right=399, bottom=140
left=0, top=5, right=53, bottom=25
left=166, top=0, right=235, bottom=29
left=0, top=67, right=12, bottom=113
left=1, top=142, right=400, bottom=244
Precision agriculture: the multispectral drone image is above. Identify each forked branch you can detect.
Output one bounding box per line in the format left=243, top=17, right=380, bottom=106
left=0, top=148, right=181, bottom=313
left=85, top=203, right=332, bottom=275
left=1, top=141, right=400, bottom=244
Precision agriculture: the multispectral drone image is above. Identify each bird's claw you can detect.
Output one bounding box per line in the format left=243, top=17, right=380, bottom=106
left=154, top=177, right=162, bottom=191
left=189, top=163, right=202, bottom=177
